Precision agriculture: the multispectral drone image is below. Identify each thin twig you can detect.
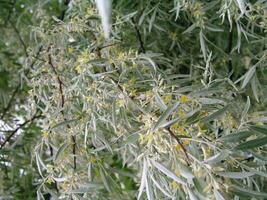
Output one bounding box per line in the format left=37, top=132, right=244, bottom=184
left=59, top=0, right=71, bottom=21
left=0, top=114, right=41, bottom=150
left=132, top=18, right=146, bottom=54
left=0, top=46, right=43, bottom=120
left=47, top=48, right=76, bottom=170
left=227, top=29, right=233, bottom=78
left=9, top=21, right=28, bottom=57
left=165, top=128, right=190, bottom=166
left=49, top=145, right=59, bottom=192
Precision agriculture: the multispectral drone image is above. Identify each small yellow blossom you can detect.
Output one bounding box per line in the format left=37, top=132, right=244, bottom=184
left=162, top=94, right=172, bottom=104
left=170, top=124, right=187, bottom=135
left=179, top=95, right=188, bottom=103
left=116, top=99, right=125, bottom=107
left=145, top=90, right=153, bottom=99
left=42, top=131, right=49, bottom=138
left=175, top=144, right=182, bottom=151
left=67, top=47, right=73, bottom=54
left=170, top=180, right=179, bottom=189
left=86, top=7, right=94, bottom=17
left=90, top=156, right=97, bottom=163
left=169, top=32, right=177, bottom=41
left=182, top=139, right=190, bottom=145
left=129, top=89, right=137, bottom=97
left=46, top=177, right=54, bottom=184
left=202, top=146, right=211, bottom=160
left=117, top=52, right=126, bottom=61
left=78, top=50, right=89, bottom=64
left=85, top=96, right=93, bottom=102
left=75, top=65, right=82, bottom=74
left=175, top=169, right=180, bottom=177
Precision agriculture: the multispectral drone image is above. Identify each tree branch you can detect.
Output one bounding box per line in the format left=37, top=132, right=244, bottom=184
left=47, top=49, right=76, bottom=170
left=165, top=128, right=190, bottom=166
left=227, top=29, right=233, bottom=79
left=0, top=46, right=43, bottom=120
left=0, top=114, right=41, bottom=150
left=132, top=18, right=146, bottom=54
left=59, top=0, right=71, bottom=21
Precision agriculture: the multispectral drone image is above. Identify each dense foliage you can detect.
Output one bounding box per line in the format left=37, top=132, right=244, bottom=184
left=0, top=0, right=267, bottom=199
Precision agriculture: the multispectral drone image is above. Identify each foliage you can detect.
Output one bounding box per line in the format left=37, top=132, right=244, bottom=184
left=1, top=0, right=267, bottom=199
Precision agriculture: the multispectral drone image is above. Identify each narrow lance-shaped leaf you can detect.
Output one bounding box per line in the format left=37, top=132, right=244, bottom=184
left=241, top=66, right=256, bottom=89
left=151, top=160, right=186, bottom=185
left=153, top=102, right=179, bottom=131
left=234, top=136, right=267, bottom=150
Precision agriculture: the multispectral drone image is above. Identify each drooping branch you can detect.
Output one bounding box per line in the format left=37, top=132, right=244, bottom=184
left=47, top=49, right=76, bottom=170
left=0, top=46, right=43, bottom=120
left=9, top=21, right=28, bottom=57
left=227, top=28, right=234, bottom=79
left=132, top=18, right=146, bottom=54
left=165, top=128, right=190, bottom=166
left=0, top=114, right=42, bottom=150
left=59, top=0, right=71, bottom=21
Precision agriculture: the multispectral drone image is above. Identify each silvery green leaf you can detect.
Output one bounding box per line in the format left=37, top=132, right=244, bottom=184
left=236, top=0, right=246, bottom=15
left=154, top=90, right=167, bottom=110
left=199, top=30, right=206, bottom=61
left=70, top=183, right=104, bottom=193
left=153, top=102, right=179, bottom=131
left=204, top=151, right=229, bottom=165
left=229, top=185, right=267, bottom=198
left=249, top=125, right=267, bottom=135
left=183, top=24, right=197, bottom=34
left=145, top=174, right=154, bottom=200
left=202, top=105, right=230, bottom=123
left=198, top=98, right=225, bottom=105
left=150, top=175, right=172, bottom=198
left=158, top=117, right=179, bottom=129
left=214, top=189, right=225, bottom=200
left=251, top=75, right=259, bottom=102
left=241, top=96, right=250, bottom=120
left=99, top=167, right=111, bottom=192
left=216, top=171, right=254, bottom=179
left=179, top=163, right=194, bottom=181
left=138, top=160, right=148, bottom=200
left=234, top=136, right=267, bottom=150
left=151, top=160, right=186, bottom=185
left=188, top=189, right=199, bottom=200
left=218, top=131, right=252, bottom=142
left=241, top=66, right=256, bottom=89
left=55, top=143, right=69, bottom=161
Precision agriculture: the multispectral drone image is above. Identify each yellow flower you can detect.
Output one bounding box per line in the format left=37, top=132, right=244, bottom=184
left=145, top=90, right=153, bottom=99
left=139, top=134, right=145, bottom=143
left=85, top=96, right=93, bottom=102
left=90, top=156, right=97, bottom=163
left=67, top=47, right=73, bottom=54
left=116, top=99, right=125, bottom=107
left=170, top=124, right=187, bottom=135
left=169, top=32, right=177, bottom=41
left=175, top=169, right=180, bottom=177
left=46, top=177, right=54, bottom=184
left=42, top=131, right=49, bottom=138
left=182, top=139, right=190, bottom=145
left=175, top=144, right=182, bottom=151
left=78, top=50, right=89, bottom=64
left=75, top=65, right=82, bottom=73
left=129, top=89, right=137, bottom=97
left=202, top=146, right=211, bottom=160
left=162, top=94, right=172, bottom=104
left=117, top=52, right=126, bottom=61
left=170, top=180, right=179, bottom=189
left=179, top=95, right=188, bottom=103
